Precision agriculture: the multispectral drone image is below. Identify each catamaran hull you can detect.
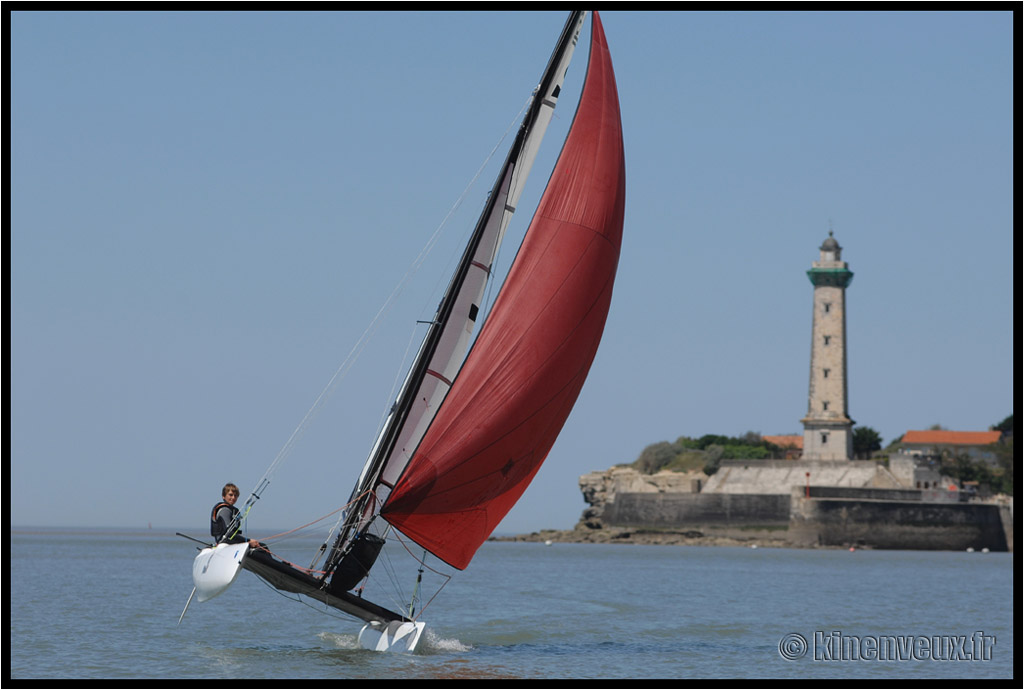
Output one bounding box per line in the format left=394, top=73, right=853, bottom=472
left=358, top=620, right=426, bottom=653
left=192, top=543, right=248, bottom=602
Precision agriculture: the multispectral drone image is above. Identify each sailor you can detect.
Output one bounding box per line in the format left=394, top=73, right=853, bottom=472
left=211, top=483, right=259, bottom=547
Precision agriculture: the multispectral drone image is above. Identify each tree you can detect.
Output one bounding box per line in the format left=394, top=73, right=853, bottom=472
left=702, top=444, right=724, bottom=476
left=629, top=432, right=778, bottom=475
left=852, top=426, right=882, bottom=459
left=633, top=441, right=677, bottom=474
left=986, top=414, right=1014, bottom=494
left=991, top=437, right=1014, bottom=495
left=940, top=451, right=994, bottom=491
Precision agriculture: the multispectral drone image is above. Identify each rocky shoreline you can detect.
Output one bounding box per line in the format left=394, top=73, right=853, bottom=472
left=492, top=527, right=797, bottom=549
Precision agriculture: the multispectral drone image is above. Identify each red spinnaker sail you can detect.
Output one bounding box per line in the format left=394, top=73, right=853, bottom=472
left=381, top=12, right=625, bottom=570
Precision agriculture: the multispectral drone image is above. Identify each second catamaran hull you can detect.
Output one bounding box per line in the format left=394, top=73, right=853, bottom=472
left=358, top=620, right=426, bottom=653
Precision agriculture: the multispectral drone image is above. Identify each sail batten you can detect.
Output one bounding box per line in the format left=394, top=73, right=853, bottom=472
left=382, top=11, right=625, bottom=570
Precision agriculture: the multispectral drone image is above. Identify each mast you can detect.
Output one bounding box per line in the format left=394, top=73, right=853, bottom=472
left=321, top=11, right=588, bottom=579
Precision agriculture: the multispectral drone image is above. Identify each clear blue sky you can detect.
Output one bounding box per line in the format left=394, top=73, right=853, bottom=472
left=11, top=10, right=1014, bottom=535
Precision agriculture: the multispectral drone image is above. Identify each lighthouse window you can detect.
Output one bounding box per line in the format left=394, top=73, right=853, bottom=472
left=824, top=303, right=831, bottom=313
left=823, top=335, right=831, bottom=346
left=823, top=401, right=830, bottom=411
left=821, top=433, right=829, bottom=445
left=823, top=368, right=830, bottom=378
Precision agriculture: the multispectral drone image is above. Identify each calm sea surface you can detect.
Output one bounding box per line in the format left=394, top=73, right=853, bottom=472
left=9, top=528, right=1015, bottom=680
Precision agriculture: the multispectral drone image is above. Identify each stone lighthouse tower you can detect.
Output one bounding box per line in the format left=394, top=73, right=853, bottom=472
left=801, top=231, right=854, bottom=460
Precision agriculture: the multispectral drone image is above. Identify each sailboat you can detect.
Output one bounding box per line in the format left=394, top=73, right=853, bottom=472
left=183, top=10, right=624, bottom=653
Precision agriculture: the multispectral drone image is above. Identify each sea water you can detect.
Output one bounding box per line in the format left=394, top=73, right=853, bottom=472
left=9, top=528, right=1014, bottom=680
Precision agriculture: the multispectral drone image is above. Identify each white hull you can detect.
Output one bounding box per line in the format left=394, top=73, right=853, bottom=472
left=192, top=542, right=249, bottom=602
left=358, top=620, right=426, bottom=653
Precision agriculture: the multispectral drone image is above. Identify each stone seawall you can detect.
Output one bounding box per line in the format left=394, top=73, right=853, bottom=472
left=584, top=487, right=1009, bottom=551
left=790, top=487, right=1010, bottom=551
left=603, top=492, right=790, bottom=528
left=999, top=504, right=1013, bottom=551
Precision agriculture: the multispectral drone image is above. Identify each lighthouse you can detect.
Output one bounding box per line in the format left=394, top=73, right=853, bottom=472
left=801, top=231, right=854, bottom=460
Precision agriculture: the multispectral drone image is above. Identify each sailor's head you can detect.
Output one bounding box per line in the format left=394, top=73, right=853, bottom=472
left=222, top=483, right=240, bottom=502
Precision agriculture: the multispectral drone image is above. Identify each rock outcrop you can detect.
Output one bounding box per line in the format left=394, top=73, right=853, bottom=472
left=577, top=466, right=707, bottom=529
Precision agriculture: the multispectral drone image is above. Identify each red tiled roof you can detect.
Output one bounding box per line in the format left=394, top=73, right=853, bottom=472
left=764, top=435, right=803, bottom=449
left=902, top=430, right=1001, bottom=446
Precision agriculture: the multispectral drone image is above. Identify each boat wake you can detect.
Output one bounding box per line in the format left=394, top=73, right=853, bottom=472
left=419, top=628, right=472, bottom=654
left=317, top=631, right=361, bottom=650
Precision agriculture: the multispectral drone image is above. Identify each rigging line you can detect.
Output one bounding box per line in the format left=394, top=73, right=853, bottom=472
left=311, top=488, right=376, bottom=570
left=362, top=536, right=410, bottom=613
left=339, top=524, right=425, bottom=617
left=392, top=529, right=451, bottom=582
left=408, top=573, right=450, bottom=622
left=253, top=503, right=347, bottom=544
left=408, top=550, right=426, bottom=618
left=375, top=323, right=423, bottom=440
left=388, top=533, right=451, bottom=621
